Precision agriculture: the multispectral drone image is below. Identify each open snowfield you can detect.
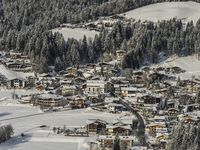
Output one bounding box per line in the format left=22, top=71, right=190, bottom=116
left=124, top=2, right=200, bottom=24
left=52, top=27, right=99, bottom=41
left=156, top=55, right=200, bottom=79
left=0, top=106, right=127, bottom=150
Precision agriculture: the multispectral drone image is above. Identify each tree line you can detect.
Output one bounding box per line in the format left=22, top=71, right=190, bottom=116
left=167, top=122, right=200, bottom=150
left=0, top=124, right=14, bottom=144
left=1, top=0, right=200, bottom=72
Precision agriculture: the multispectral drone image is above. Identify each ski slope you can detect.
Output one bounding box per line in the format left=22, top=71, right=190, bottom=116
left=52, top=27, right=99, bottom=41
left=124, top=2, right=200, bottom=24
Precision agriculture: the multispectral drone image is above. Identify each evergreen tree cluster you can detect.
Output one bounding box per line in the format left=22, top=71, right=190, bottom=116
left=0, top=124, right=14, bottom=143
left=122, top=19, right=200, bottom=69
left=167, top=122, right=200, bottom=150
left=1, top=0, right=200, bottom=72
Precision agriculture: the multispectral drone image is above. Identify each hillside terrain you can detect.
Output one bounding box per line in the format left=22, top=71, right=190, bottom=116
left=124, top=2, right=200, bottom=24
left=155, top=55, right=200, bottom=79
left=1, top=0, right=200, bottom=72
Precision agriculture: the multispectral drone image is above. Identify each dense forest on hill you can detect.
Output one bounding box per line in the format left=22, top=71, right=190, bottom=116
left=167, top=122, right=200, bottom=150
left=0, top=0, right=200, bottom=72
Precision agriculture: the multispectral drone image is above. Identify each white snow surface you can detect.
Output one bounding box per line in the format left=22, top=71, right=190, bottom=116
left=0, top=65, right=35, bottom=80
left=155, top=55, right=200, bottom=79
left=0, top=105, right=128, bottom=150
left=52, top=27, right=99, bottom=41
left=124, top=2, right=200, bottom=24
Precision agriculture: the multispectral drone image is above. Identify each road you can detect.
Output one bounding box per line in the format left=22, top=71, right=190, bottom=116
left=119, top=98, right=148, bottom=146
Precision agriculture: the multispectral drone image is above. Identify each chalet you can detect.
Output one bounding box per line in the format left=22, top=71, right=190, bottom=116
left=0, top=74, right=8, bottom=87
left=70, top=97, right=86, bottom=109
left=5, top=62, right=32, bottom=72
left=141, top=66, right=151, bottom=72
left=39, top=73, right=53, bottom=81
left=66, top=67, right=77, bottom=74
left=132, top=75, right=145, bottom=84
left=83, top=72, right=93, bottom=79
left=86, top=63, right=96, bottom=69
left=87, top=96, right=103, bottom=105
left=74, top=77, right=86, bottom=85
left=138, top=94, right=161, bottom=105
left=168, top=108, right=179, bottom=116
left=170, top=66, right=185, bottom=74
left=156, top=133, right=169, bottom=144
left=98, top=62, right=111, bottom=68
left=6, top=62, right=21, bottom=69
left=33, top=93, right=65, bottom=109
left=104, top=97, right=120, bottom=104
left=121, top=87, right=140, bottom=97
left=63, top=73, right=76, bottom=80
left=166, top=100, right=178, bottom=109
left=156, top=66, right=165, bottom=72
left=112, top=117, right=135, bottom=128
left=7, top=78, right=27, bottom=89
left=146, top=123, right=166, bottom=133
left=86, top=119, right=107, bottom=133
left=116, top=50, right=126, bottom=62
left=178, top=115, right=200, bottom=125
left=113, top=80, right=129, bottom=96
left=119, top=136, right=135, bottom=149
left=10, top=52, right=22, bottom=59
left=131, top=146, right=148, bottom=150
left=133, top=71, right=143, bottom=76
left=36, top=84, right=45, bottom=91
left=148, top=72, right=166, bottom=81
left=59, top=79, right=72, bottom=85
left=150, top=116, right=166, bottom=123
left=107, top=103, right=125, bottom=113
left=85, top=80, right=108, bottom=96
left=98, top=135, right=115, bottom=148
left=61, top=85, right=77, bottom=96
left=18, top=96, right=32, bottom=104
left=181, top=104, right=200, bottom=113
left=106, top=125, right=131, bottom=135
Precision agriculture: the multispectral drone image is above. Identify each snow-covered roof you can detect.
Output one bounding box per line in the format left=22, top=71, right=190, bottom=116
left=99, top=135, right=115, bottom=140
left=37, top=93, right=63, bottom=100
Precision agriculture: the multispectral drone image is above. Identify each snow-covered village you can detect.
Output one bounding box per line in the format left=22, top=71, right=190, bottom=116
left=1, top=1, right=200, bottom=150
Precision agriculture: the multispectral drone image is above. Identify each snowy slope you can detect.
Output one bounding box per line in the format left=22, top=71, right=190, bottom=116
left=0, top=65, right=35, bottom=80
left=124, top=2, right=200, bottom=24
left=52, top=27, right=99, bottom=41
left=156, top=55, right=200, bottom=79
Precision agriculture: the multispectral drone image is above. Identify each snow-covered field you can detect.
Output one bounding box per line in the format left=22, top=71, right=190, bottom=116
left=124, top=2, right=200, bottom=24
left=156, top=55, right=200, bottom=79
left=52, top=27, right=99, bottom=41
left=0, top=105, right=126, bottom=150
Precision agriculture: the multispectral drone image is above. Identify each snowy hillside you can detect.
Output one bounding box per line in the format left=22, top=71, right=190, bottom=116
left=124, top=2, right=200, bottom=24
left=156, top=55, right=200, bottom=79
left=52, top=27, right=99, bottom=41
left=0, top=65, right=35, bottom=80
